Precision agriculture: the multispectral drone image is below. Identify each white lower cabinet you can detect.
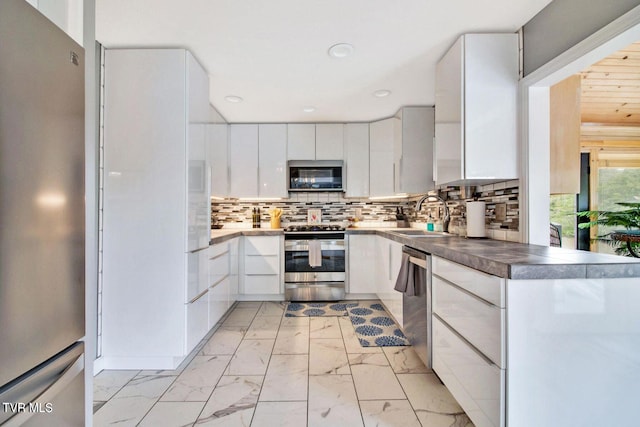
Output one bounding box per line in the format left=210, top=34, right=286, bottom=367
left=242, top=236, right=282, bottom=296
left=432, top=255, right=505, bottom=427
left=375, top=237, right=404, bottom=327
left=347, top=235, right=377, bottom=294
left=228, top=237, right=240, bottom=302
left=186, top=292, right=209, bottom=351
left=208, top=242, right=231, bottom=328
left=209, top=277, right=229, bottom=329
left=432, top=276, right=504, bottom=367
left=433, top=316, right=504, bottom=427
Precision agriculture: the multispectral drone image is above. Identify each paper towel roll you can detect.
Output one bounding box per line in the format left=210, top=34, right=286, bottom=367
left=466, top=201, right=486, bottom=238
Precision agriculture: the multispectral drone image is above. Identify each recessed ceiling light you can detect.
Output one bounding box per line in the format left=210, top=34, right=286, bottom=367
left=224, top=95, right=243, bottom=103
left=303, top=106, right=316, bottom=113
left=328, top=43, right=354, bottom=58
left=373, top=89, right=391, bottom=98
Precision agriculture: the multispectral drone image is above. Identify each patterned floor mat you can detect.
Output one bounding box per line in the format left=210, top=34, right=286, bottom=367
left=285, top=301, right=358, bottom=317
left=347, top=301, right=410, bottom=347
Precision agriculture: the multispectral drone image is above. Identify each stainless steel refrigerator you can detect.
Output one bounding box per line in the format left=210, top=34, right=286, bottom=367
left=0, top=0, right=85, bottom=425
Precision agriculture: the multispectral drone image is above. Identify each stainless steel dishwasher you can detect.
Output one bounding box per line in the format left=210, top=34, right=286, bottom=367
left=399, top=245, right=431, bottom=368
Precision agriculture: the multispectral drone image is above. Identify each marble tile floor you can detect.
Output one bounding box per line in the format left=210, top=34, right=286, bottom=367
left=93, top=301, right=474, bottom=427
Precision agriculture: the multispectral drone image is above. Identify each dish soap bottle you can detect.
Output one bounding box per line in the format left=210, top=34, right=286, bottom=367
left=427, top=214, right=434, bottom=232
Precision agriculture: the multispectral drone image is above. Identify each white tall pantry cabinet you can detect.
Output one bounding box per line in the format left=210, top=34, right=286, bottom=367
left=102, top=49, right=211, bottom=369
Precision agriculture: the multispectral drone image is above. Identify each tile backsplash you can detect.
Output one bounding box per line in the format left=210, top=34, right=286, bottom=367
left=211, top=180, right=519, bottom=241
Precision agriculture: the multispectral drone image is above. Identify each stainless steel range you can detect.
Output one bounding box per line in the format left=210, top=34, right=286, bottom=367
left=284, top=224, right=347, bottom=301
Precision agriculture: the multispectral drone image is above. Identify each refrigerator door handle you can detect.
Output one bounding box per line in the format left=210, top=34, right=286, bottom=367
left=0, top=344, right=84, bottom=426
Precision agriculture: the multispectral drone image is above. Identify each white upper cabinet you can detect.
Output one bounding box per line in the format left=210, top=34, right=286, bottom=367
left=229, top=124, right=258, bottom=197
left=287, top=123, right=344, bottom=161
left=287, top=124, right=315, bottom=160
left=187, top=53, right=210, bottom=123
left=207, top=124, right=228, bottom=198
left=228, top=124, right=287, bottom=198
left=434, top=33, right=518, bottom=186
left=315, top=124, right=344, bottom=160
left=258, top=124, right=288, bottom=198
left=394, top=107, right=435, bottom=194
left=369, top=118, right=396, bottom=197
left=344, top=123, right=369, bottom=197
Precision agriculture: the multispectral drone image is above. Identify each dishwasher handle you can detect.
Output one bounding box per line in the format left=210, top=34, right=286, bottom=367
left=402, top=246, right=429, bottom=269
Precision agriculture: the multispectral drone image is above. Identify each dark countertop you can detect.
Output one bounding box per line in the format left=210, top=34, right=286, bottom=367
left=210, top=228, right=283, bottom=245
left=210, top=227, right=640, bottom=280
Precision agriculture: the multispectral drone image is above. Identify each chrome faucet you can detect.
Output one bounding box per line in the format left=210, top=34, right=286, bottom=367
left=416, top=192, right=450, bottom=233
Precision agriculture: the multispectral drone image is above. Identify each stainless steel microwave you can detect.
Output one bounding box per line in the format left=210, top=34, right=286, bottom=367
left=288, top=160, right=344, bottom=192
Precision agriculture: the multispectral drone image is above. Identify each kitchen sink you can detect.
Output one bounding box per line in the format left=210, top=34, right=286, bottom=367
left=392, top=230, right=451, bottom=237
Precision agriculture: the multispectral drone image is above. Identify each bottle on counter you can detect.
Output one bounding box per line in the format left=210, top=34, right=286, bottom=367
left=427, top=214, right=434, bottom=232
left=252, top=208, right=258, bottom=228
left=256, top=208, right=261, bottom=228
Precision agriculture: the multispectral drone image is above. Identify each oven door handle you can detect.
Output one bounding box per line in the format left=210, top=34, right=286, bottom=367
left=285, top=240, right=345, bottom=251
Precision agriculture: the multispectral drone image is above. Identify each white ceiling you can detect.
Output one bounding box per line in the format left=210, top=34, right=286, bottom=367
left=96, top=0, right=552, bottom=123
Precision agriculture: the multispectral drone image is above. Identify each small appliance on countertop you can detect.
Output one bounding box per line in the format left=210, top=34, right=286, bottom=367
left=466, top=201, right=486, bottom=238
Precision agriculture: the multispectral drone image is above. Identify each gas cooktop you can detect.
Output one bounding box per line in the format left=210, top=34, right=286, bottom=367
left=284, top=224, right=345, bottom=232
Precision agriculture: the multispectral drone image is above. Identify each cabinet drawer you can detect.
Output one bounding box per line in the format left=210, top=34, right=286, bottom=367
left=186, top=292, right=209, bottom=351
left=245, top=255, right=279, bottom=275
left=433, top=276, right=504, bottom=368
left=433, top=315, right=504, bottom=427
left=209, top=277, right=229, bottom=328
left=209, top=242, right=229, bottom=258
left=209, top=252, right=230, bottom=285
left=432, top=256, right=505, bottom=307
left=243, top=275, right=281, bottom=295
left=244, top=236, right=280, bottom=256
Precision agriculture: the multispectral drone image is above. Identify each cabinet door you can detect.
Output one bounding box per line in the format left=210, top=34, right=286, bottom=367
left=229, top=124, right=258, bottom=197
left=258, top=124, right=287, bottom=198
left=344, top=123, right=370, bottom=197
left=207, top=124, right=228, bottom=198
left=228, top=238, right=240, bottom=303
left=187, top=52, right=209, bottom=123
left=464, top=34, right=518, bottom=181
left=386, top=240, right=404, bottom=326
left=549, top=75, right=581, bottom=194
left=102, top=49, right=187, bottom=361
left=369, top=119, right=395, bottom=197
left=375, top=237, right=391, bottom=298
left=434, top=36, right=464, bottom=186
left=347, top=235, right=377, bottom=293
left=287, top=124, right=315, bottom=160
left=397, top=107, right=435, bottom=194
left=188, top=123, right=209, bottom=251
left=315, top=124, right=344, bottom=160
